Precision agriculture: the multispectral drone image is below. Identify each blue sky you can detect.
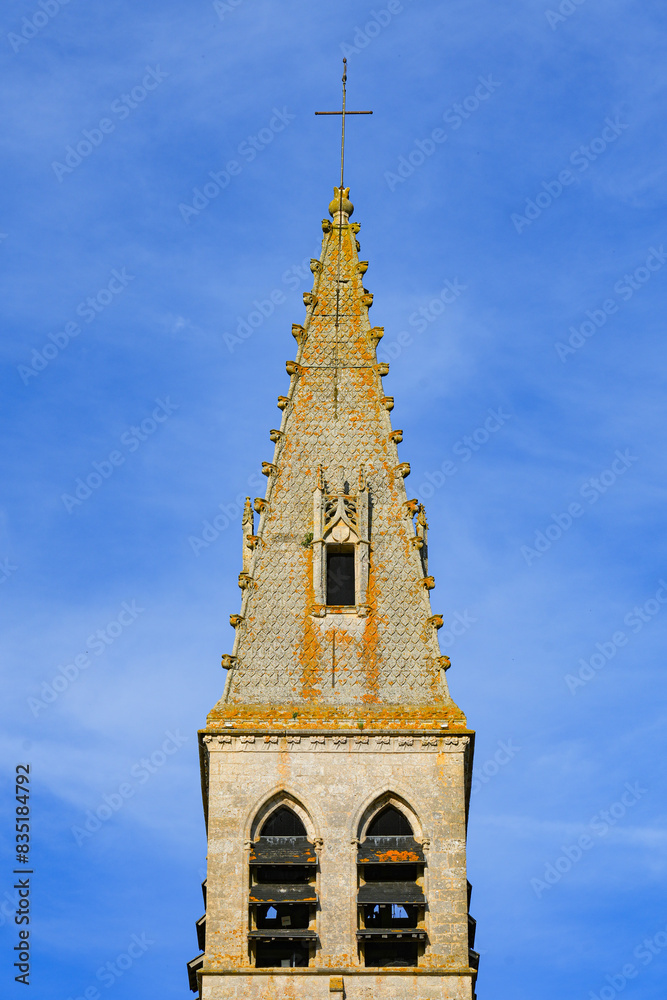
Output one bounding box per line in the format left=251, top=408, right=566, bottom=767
left=1, top=0, right=666, bottom=997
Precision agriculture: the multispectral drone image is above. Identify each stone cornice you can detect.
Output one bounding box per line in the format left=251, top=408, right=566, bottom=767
left=199, top=966, right=477, bottom=977
left=202, top=731, right=470, bottom=750
left=207, top=705, right=469, bottom=730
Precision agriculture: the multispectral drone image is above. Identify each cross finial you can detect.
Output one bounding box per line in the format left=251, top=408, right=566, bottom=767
left=315, top=58, right=373, bottom=192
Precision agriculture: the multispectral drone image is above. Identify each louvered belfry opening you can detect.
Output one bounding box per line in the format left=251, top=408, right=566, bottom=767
left=357, top=806, right=426, bottom=967
left=248, top=807, right=318, bottom=968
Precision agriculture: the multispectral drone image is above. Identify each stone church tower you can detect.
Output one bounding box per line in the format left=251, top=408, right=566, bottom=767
left=188, top=187, right=478, bottom=999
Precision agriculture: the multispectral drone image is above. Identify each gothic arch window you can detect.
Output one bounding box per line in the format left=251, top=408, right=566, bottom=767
left=248, top=804, right=318, bottom=968
left=357, top=802, right=427, bottom=968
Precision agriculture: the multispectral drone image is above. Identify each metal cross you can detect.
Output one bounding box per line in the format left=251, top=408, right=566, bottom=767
left=315, top=59, right=373, bottom=191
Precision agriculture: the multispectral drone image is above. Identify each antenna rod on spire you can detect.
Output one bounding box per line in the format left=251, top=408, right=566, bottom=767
left=340, top=58, right=347, bottom=191
left=315, top=59, right=373, bottom=193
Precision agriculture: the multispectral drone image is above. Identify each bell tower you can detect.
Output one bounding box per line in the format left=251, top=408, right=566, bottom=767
left=187, top=182, right=478, bottom=999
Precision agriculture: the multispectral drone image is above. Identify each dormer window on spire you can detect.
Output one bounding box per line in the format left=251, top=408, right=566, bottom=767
left=311, top=466, right=370, bottom=616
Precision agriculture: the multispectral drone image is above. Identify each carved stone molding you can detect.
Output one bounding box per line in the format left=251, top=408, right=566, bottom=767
left=261, top=462, right=276, bottom=477
left=285, top=360, right=302, bottom=377
left=220, top=654, right=236, bottom=669
left=389, top=429, right=403, bottom=444
left=404, top=498, right=419, bottom=517
left=428, top=614, right=444, bottom=629
left=360, top=292, right=373, bottom=307
left=253, top=498, right=267, bottom=514
left=269, top=429, right=283, bottom=443
left=238, top=572, right=253, bottom=590
left=303, top=292, right=318, bottom=308
left=382, top=396, right=394, bottom=411
left=350, top=222, right=361, bottom=234
left=422, top=576, right=436, bottom=590
left=229, top=614, right=244, bottom=628
left=394, top=462, right=411, bottom=479
left=369, top=326, right=384, bottom=346
left=241, top=497, right=254, bottom=574
left=357, top=261, right=369, bottom=274
left=291, top=324, right=306, bottom=346
left=309, top=259, right=323, bottom=274
left=277, top=395, right=289, bottom=410
left=204, top=733, right=233, bottom=747
left=202, top=732, right=462, bottom=752
left=443, top=736, right=469, bottom=750
left=375, top=362, right=389, bottom=376
left=322, top=219, right=332, bottom=233
left=416, top=504, right=428, bottom=577
left=439, top=655, right=451, bottom=671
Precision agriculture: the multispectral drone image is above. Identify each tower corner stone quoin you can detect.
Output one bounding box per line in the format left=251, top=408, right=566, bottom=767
left=188, top=185, right=478, bottom=1000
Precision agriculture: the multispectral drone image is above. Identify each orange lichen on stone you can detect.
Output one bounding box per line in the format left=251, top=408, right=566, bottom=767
left=299, top=544, right=323, bottom=701
left=205, top=701, right=468, bottom=732
left=374, top=849, right=422, bottom=863
left=360, top=566, right=381, bottom=701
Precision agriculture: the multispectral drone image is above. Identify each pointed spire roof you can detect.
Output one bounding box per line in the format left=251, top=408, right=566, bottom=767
left=209, top=190, right=466, bottom=730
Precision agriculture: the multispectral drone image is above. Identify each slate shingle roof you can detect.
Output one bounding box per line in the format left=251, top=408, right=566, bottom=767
left=218, top=194, right=453, bottom=709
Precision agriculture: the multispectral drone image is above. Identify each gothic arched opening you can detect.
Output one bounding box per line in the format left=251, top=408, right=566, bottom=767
left=357, top=800, right=427, bottom=967
left=260, top=806, right=307, bottom=837
left=366, top=805, right=413, bottom=836
left=248, top=805, right=318, bottom=968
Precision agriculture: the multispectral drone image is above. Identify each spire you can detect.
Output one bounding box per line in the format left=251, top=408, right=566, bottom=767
left=212, top=192, right=465, bottom=727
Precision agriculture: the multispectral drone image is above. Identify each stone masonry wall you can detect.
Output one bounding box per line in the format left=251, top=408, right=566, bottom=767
left=200, top=732, right=473, bottom=1000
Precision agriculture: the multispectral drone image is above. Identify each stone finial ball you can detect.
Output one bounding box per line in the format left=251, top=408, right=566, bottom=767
left=328, top=186, right=354, bottom=218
